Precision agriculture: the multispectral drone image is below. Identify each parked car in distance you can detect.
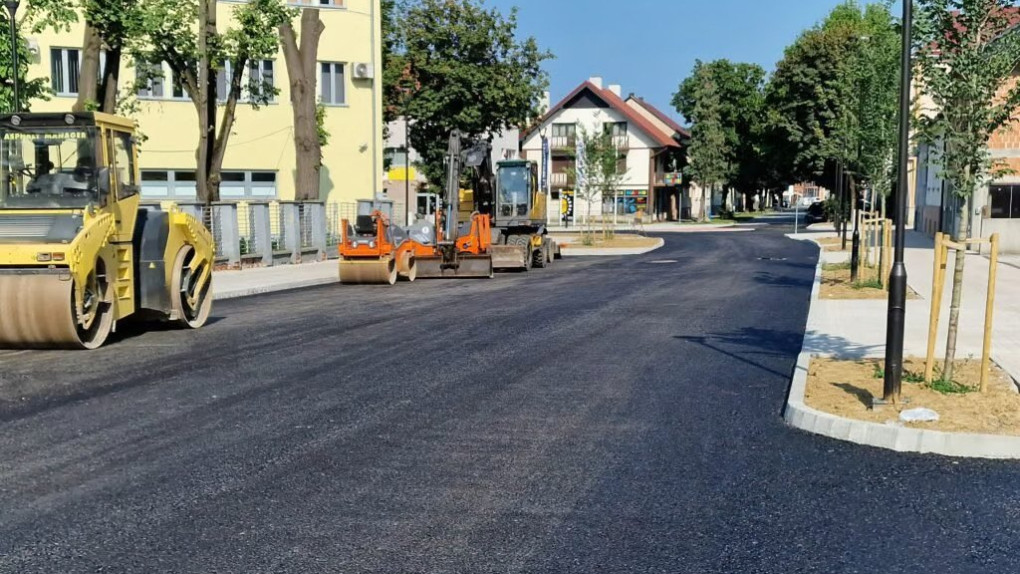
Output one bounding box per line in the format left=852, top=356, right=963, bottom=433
left=805, top=200, right=827, bottom=224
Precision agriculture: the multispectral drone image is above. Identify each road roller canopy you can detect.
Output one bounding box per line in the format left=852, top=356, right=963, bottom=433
left=0, top=112, right=136, bottom=211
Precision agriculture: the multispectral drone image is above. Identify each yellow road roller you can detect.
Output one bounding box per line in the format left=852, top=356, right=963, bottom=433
left=0, top=112, right=214, bottom=349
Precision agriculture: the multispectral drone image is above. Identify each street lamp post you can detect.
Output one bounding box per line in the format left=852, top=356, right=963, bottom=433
left=4, top=0, right=19, bottom=113
left=880, top=0, right=913, bottom=405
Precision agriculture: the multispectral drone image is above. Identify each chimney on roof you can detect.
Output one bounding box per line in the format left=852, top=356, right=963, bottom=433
left=589, top=76, right=603, bottom=89
left=608, top=84, right=622, bottom=97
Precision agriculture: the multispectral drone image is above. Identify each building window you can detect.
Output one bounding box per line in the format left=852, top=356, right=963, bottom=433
left=551, top=123, right=576, bottom=148
left=217, top=60, right=276, bottom=102
left=136, top=61, right=165, bottom=99
left=51, top=49, right=108, bottom=96
left=989, top=185, right=1020, bottom=219
left=141, top=170, right=199, bottom=199
left=170, top=68, right=190, bottom=100
left=51, top=48, right=80, bottom=95
left=142, top=170, right=278, bottom=200
left=384, top=147, right=409, bottom=170
left=320, top=62, right=346, bottom=105
left=291, top=0, right=342, bottom=5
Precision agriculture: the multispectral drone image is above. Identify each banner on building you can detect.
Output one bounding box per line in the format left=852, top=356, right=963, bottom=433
left=541, top=137, right=550, bottom=192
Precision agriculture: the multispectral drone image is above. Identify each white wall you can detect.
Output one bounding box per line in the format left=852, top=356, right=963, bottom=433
left=521, top=106, right=657, bottom=192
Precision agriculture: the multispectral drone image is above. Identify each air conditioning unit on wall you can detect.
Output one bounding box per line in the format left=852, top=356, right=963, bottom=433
left=353, top=63, right=375, bottom=80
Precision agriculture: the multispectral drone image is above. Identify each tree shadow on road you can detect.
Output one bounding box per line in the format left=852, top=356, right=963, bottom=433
left=752, top=271, right=813, bottom=289
left=673, top=327, right=881, bottom=381
left=673, top=327, right=806, bottom=379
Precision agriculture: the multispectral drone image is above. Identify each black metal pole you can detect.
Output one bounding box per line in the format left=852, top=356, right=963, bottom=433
left=882, top=0, right=912, bottom=404
left=5, top=1, right=18, bottom=113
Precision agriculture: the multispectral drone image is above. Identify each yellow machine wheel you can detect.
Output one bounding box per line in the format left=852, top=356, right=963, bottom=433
left=73, top=265, right=115, bottom=349
left=171, top=244, right=213, bottom=329
left=339, top=257, right=398, bottom=285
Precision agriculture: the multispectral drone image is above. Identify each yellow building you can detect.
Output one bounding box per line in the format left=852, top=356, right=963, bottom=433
left=22, top=0, right=382, bottom=207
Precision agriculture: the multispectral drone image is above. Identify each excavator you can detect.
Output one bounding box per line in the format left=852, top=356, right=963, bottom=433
left=337, top=130, right=558, bottom=283
left=0, top=111, right=215, bottom=349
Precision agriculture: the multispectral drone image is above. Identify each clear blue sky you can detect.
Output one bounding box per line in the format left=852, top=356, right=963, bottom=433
left=485, top=0, right=856, bottom=124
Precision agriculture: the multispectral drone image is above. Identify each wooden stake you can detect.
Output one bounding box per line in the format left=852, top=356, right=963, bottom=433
left=981, top=233, right=1000, bottom=393
left=925, top=232, right=945, bottom=383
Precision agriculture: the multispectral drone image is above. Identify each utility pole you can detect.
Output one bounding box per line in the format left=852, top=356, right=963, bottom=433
left=880, top=0, right=913, bottom=405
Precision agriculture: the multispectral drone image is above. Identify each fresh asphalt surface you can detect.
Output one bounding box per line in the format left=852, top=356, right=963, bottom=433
left=1, top=214, right=1019, bottom=573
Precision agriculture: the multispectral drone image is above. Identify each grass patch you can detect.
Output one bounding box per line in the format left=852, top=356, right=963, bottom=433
left=871, top=364, right=926, bottom=383
left=853, top=278, right=883, bottom=290
left=929, top=378, right=977, bottom=395
left=823, top=262, right=851, bottom=271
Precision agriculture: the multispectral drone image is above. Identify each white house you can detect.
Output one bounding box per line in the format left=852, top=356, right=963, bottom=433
left=520, top=77, right=688, bottom=224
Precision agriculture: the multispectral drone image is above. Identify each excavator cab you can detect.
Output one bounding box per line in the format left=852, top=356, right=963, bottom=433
left=494, top=160, right=545, bottom=224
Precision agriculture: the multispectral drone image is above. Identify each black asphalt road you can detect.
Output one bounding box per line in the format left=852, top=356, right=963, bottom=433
left=1, top=215, right=1019, bottom=573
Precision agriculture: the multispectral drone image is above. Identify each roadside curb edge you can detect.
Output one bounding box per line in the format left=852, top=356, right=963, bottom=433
left=215, top=277, right=338, bottom=301
left=783, top=238, right=1020, bottom=459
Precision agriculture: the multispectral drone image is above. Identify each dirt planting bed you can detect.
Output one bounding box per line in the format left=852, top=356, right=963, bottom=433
left=805, top=357, right=1020, bottom=435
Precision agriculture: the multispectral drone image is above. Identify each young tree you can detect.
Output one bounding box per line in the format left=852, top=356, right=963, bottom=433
left=398, top=0, right=551, bottom=185
left=915, top=0, right=1020, bottom=381
left=568, top=124, right=627, bottom=236
left=132, top=0, right=295, bottom=203
left=279, top=7, right=324, bottom=201
left=677, top=63, right=729, bottom=221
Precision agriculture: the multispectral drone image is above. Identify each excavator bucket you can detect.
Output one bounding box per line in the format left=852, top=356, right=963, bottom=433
left=416, top=254, right=494, bottom=279
left=491, top=244, right=529, bottom=271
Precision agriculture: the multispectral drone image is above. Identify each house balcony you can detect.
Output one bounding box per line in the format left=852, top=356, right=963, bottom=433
left=551, top=136, right=576, bottom=150
left=612, top=135, right=629, bottom=150
left=550, top=172, right=574, bottom=187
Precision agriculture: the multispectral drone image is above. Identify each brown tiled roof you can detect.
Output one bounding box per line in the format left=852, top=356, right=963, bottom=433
left=627, top=96, right=691, bottom=139
left=522, top=81, right=680, bottom=148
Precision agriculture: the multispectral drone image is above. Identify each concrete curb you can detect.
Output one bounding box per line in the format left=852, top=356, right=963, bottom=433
left=215, top=276, right=338, bottom=301
left=559, top=237, right=665, bottom=257
left=783, top=236, right=1020, bottom=459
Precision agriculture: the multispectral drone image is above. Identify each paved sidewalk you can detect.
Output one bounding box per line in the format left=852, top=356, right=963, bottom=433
left=213, top=260, right=338, bottom=300
left=789, top=230, right=1020, bottom=382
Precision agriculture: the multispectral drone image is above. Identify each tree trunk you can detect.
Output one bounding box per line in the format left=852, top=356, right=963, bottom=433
left=73, top=24, right=102, bottom=112
left=700, top=184, right=708, bottom=222
left=942, top=195, right=971, bottom=382
left=280, top=9, right=325, bottom=201
left=196, top=0, right=219, bottom=205
left=99, top=44, right=122, bottom=113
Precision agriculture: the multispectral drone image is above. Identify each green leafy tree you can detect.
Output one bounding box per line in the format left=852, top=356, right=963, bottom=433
left=914, top=0, right=1020, bottom=381
left=26, top=0, right=144, bottom=113
left=678, top=63, right=729, bottom=221
left=673, top=59, right=767, bottom=211
left=131, top=0, right=295, bottom=202
left=0, top=11, right=48, bottom=112
left=397, top=0, right=551, bottom=185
